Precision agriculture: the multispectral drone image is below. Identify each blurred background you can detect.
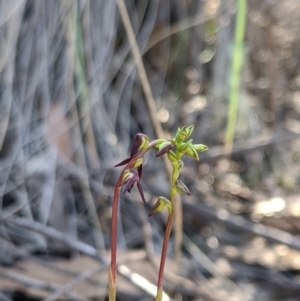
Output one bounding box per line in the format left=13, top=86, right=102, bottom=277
left=1, top=0, right=300, bottom=300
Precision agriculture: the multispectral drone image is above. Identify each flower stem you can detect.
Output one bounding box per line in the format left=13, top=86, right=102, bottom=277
left=155, top=187, right=176, bottom=301
left=109, top=140, right=160, bottom=301
left=108, top=184, right=121, bottom=301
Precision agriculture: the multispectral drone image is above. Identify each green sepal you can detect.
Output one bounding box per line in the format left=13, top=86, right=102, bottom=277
left=139, top=135, right=149, bottom=151
left=122, top=169, right=131, bottom=182
left=174, top=128, right=181, bottom=143
left=179, top=139, right=193, bottom=153
left=193, top=144, right=209, bottom=152
left=175, top=125, right=194, bottom=142
left=152, top=139, right=170, bottom=150
left=185, top=145, right=199, bottom=160
left=149, top=196, right=172, bottom=216
left=174, top=179, right=191, bottom=195
left=158, top=141, right=172, bottom=151
left=133, top=158, right=143, bottom=168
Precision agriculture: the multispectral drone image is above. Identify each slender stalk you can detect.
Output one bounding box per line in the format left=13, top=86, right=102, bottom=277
left=155, top=188, right=175, bottom=301
left=155, top=147, right=179, bottom=301
left=108, top=184, right=121, bottom=301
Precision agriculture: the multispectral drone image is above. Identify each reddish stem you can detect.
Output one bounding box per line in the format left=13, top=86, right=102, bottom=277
left=156, top=195, right=174, bottom=293
left=109, top=184, right=121, bottom=282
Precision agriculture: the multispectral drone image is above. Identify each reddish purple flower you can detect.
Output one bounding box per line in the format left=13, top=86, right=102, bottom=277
left=121, top=169, right=146, bottom=202
left=131, top=133, right=149, bottom=157
left=115, top=134, right=149, bottom=178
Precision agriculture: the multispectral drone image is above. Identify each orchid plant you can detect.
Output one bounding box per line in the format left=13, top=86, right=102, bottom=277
left=109, top=125, right=208, bottom=301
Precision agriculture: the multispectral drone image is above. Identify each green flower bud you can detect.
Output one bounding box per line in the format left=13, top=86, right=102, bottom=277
left=185, top=145, right=199, bottom=160
left=175, top=125, right=194, bottom=142
left=149, top=196, right=172, bottom=216
left=175, top=180, right=191, bottom=195
left=156, top=141, right=174, bottom=157
left=152, top=139, right=170, bottom=150
left=193, top=144, right=209, bottom=152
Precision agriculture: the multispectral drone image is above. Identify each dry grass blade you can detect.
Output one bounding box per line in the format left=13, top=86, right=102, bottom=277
left=0, top=212, right=107, bottom=264
left=65, top=1, right=105, bottom=253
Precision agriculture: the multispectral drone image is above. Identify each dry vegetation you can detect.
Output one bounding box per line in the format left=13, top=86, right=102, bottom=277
left=1, top=0, right=300, bottom=300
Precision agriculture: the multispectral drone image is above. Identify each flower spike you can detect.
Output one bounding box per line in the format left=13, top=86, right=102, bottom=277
left=110, top=127, right=208, bottom=301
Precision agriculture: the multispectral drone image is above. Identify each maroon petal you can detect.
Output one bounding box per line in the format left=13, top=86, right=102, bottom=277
left=114, top=157, right=131, bottom=167
left=137, top=181, right=146, bottom=203
left=131, top=134, right=142, bottom=157
left=122, top=178, right=134, bottom=194
left=138, top=165, right=143, bottom=178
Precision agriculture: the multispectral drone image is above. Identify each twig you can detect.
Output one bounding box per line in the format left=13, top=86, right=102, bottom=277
left=116, top=0, right=166, bottom=147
